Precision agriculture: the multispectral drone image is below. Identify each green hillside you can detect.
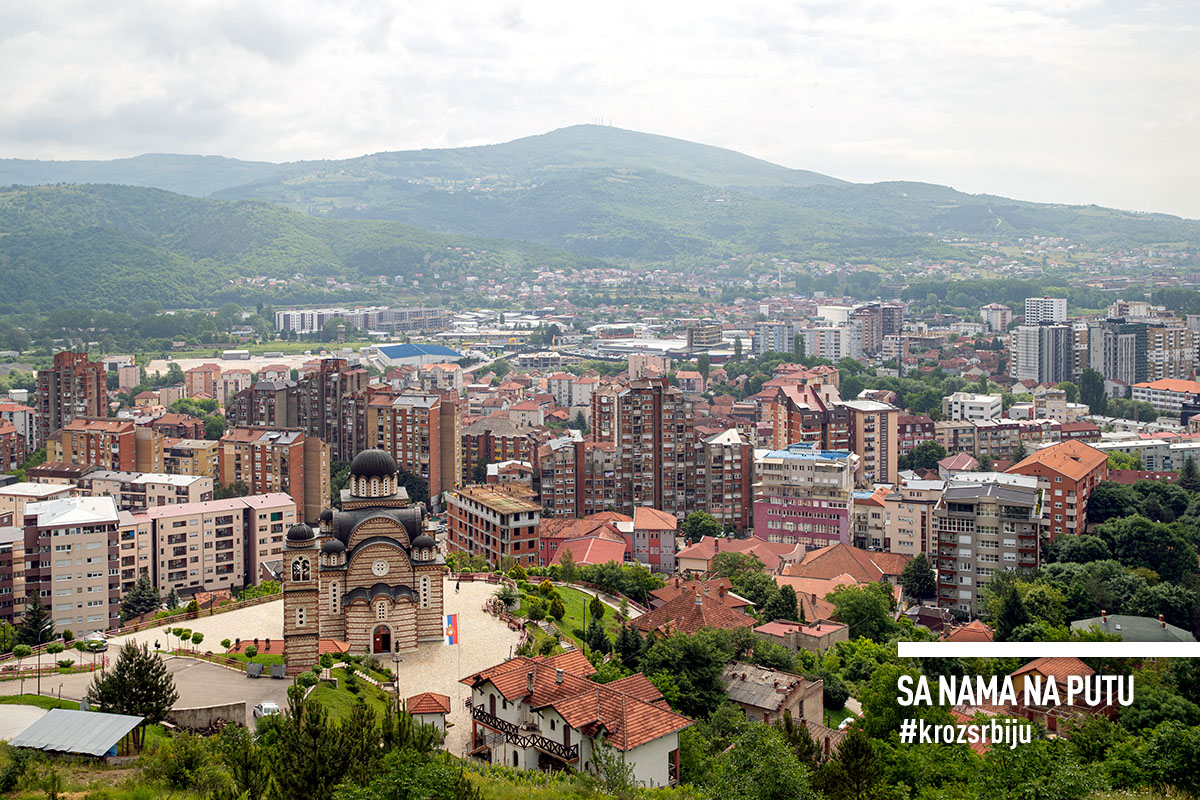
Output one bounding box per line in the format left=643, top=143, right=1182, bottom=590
left=0, top=184, right=597, bottom=309
left=0, top=153, right=279, bottom=197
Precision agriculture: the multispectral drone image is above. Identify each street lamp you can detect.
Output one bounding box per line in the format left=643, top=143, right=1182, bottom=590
left=392, top=652, right=403, bottom=693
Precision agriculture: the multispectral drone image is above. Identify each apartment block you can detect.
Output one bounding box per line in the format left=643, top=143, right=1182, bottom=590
left=367, top=390, right=460, bottom=500
left=980, top=303, right=1012, bottom=333
left=23, top=496, right=121, bottom=634
left=1011, top=324, right=1074, bottom=384
left=686, top=323, right=723, bottom=351
left=220, top=369, right=254, bottom=405
left=1024, top=297, right=1068, bottom=325
left=934, top=473, right=1043, bottom=615
left=762, top=384, right=848, bottom=452
left=0, top=482, right=74, bottom=528
left=942, top=392, right=1002, bottom=422
left=0, top=420, right=25, bottom=472
left=135, top=493, right=296, bottom=597
left=753, top=443, right=858, bottom=548
left=445, top=485, right=542, bottom=566
left=1087, top=319, right=1147, bottom=386
left=218, top=428, right=330, bottom=523
left=897, top=415, right=936, bottom=457
left=296, top=358, right=372, bottom=463
left=461, top=416, right=537, bottom=487
left=696, top=429, right=753, bottom=534
left=35, top=351, right=106, bottom=445
left=184, top=364, right=222, bottom=398
left=0, top=526, right=25, bottom=623
left=47, top=417, right=164, bottom=473
left=80, top=470, right=213, bottom=511
left=147, top=412, right=205, bottom=440
left=883, top=479, right=945, bottom=556
left=753, top=321, right=801, bottom=356
left=226, top=380, right=299, bottom=429
left=1006, top=440, right=1107, bottom=540
left=163, top=438, right=220, bottom=478
left=591, top=378, right=694, bottom=516
left=842, top=400, right=899, bottom=485
left=536, top=433, right=621, bottom=519
left=1146, top=325, right=1197, bottom=381
left=0, top=401, right=37, bottom=451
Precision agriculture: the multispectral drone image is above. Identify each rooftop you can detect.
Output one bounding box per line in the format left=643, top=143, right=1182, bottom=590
left=25, top=496, right=119, bottom=527
left=448, top=485, right=541, bottom=514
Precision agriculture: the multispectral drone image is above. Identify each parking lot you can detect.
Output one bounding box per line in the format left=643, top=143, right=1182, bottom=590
left=0, top=656, right=291, bottom=728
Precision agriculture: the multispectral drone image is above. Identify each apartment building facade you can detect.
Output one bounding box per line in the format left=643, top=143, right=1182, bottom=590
left=47, top=417, right=164, bottom=473
left=80, top=470, right=213, bottom=511
left=218, top=428, right=330, bottom=523
left=695, top=429, right=753, bottom=534
left=934, top=474, right=1043, bottom=615
left=753, top=443, right=858, bottom=548
left=163, top=438, right=220, bottom=478
left=843, top=400, right=899, bottom=485
left=367, top=391, right=460, bottom=500
left=942, top=392, right=1002, bottom=422
left=1006, top=440, right=1108, bottom=540
left=35, top=351, right=106, bottom=445
left=445, top=485, right=542, bottom=566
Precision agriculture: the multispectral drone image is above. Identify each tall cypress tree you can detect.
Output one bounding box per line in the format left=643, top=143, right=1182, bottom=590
left=120, top=572, right=162, bottom=621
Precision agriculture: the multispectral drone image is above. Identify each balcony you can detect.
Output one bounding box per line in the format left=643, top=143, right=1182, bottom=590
left=471, top=705, right=579, bottom=763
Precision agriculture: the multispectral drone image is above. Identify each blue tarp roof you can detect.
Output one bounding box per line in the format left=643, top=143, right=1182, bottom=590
left=9, top=708, right=143, bottom=756
left=376, top=343, right=462, bottom=359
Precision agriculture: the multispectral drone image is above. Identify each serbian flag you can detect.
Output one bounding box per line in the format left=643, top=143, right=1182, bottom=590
left=444, top=613, right=459, bottom=646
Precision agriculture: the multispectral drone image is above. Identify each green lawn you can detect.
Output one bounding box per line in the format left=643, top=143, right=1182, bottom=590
left=0, top=693, right=78, bottom=710
left=515, top=586, right=624, bottom=650
left=312, top=667, right=391, bottom=721
left=222, top=651, right=286, bottom=666
left=825, top=707, right=855, bottom=729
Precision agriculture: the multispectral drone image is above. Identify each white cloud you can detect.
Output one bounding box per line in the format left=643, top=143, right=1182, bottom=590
left=0, top=0, right=1196, bottom=216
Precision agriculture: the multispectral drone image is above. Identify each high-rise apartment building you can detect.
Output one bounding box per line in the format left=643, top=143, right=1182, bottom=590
left=445, top=484, right=542, bottom=566
left=163, top=438, right=220, bottom=478
left=1006, top=440, right=1107, bottom=541
left=367, top=391, right=461, bottom=501
left=696, top=429, right=753, bottom=534
left=842, top=400, right=899, bottom=485
left=980, top=303, right=1013, bottom=333
left=461, top=417, right=537, bottom=487
left=590, top=378, right=694, bottom=515
left=1146, top=325, right=1196, bottom=381
left=763, top=384, right=848, bottom=451
left=1024, top=297, right=1068, bottom=325
left=536, top=433, right=622, bottom=518
left=184, top=364, right=222, bottom=398
left=218, top=428, right=330, bottom=523
left=296, top=358, right=372, bottom=463
left=1010, top=323, right=1074, bottom=384
left=35, top=351, right=106, bottom=445
left=226, top=380, right=299, bottom=429
left=934, top=473, right=1042, bottom=614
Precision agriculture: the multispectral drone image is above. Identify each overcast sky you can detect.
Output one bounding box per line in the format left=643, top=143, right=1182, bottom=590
left=2, top=0, right=1198, bottom=217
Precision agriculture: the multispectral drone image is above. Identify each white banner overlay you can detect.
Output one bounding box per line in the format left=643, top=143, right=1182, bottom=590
left=898, top=642, right=1200, bottom=658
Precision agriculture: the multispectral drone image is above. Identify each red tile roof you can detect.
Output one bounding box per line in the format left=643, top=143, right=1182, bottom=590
left=651, top=579, right=751, bottom=611
left=406, top=691, right=451, bottom=715
left=1010, top=656, right=1094, bottom=683
left=461, top=654, right=690, bottom=750
left=1007, top=439, right=1108, bottom=482
left=783, top=543, right=911, bottom=583
left=941, top=620, right=994, bottom=642
left=550, top=536, right=627, bottom=567
left=633, top=507, right=677, bottom=531
left=631, top=590, right=758, bottom=636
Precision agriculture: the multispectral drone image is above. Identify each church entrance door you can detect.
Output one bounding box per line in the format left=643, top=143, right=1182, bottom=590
left=373, top=625, right=391, bottom=654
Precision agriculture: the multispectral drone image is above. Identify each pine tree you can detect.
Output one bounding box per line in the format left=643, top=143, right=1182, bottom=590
left=585, top=621, right=611, bottom=655
left=1011, top=440, right=1028, bottom=464
left=615, top=623, right=643, bottom=667
left=589, top=594, right=606, bottom=621
left=995, top=582, right=1032, bottom=641
left=166, top=587, right=181, bottom=609
left=120, top=572, right=162, bottom=621
left=1181, top=456, right=1200, bottom=493
left=773, top=711, right=822, bottom=767
left=17, top=593, right=54, bottom=645
left=819, top=725, right=882, bottom=799
left=85, top=642, right=179, bottom=748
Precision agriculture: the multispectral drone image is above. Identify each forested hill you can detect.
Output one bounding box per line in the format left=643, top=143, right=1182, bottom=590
left=4, top=125, right=1198, bottom=269
left=0, top=184, right=596, bottom=309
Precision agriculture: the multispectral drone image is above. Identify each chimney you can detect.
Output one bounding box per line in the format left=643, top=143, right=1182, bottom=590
left=555, top=668, right=564, bottom=684
left=526, top=670, right=535, bottom=694
left=674, top=577, right=680, bottom=589
left=714, top=538, right=720, bottom=552
left=718, top=585, right=726, bottom=597
left=1160, top=614, right=1166, bottom=629
left=695, top=592, right=703, bottom=606
left=1101, top=610, right=1107, bottom=624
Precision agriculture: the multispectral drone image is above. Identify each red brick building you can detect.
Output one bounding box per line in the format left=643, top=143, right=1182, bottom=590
left=0, top=420, right=25, bottom=471
left=184, top=364, right=222, bottom=398
left=445, top=484, right=541, bottom=566
left=367, top=391, right=460, bottom=501
left=1007, top=439, right=1108, bottom=540
left=35, top=351, right=106, bottom=444
left=897, top=414, right=936, bottom=457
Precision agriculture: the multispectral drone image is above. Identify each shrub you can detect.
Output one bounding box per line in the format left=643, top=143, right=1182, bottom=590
left=57, top=659, right=73, bottom=668
left=62, top=630, right=74, bottom=643
left=319, top=653, right=334, bottom=669
left=220, top=639, right=232, bottom=651
left=296, top=672, right=318, bottom=688
left=244, top=646, right=258, bottom=660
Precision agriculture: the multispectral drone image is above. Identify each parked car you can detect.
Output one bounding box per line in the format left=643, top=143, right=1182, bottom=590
left=253, top=702, right=281, bottom=719
left=838, top=715, right=857, bottom=730
left=86, top=640, right=108, bottom=653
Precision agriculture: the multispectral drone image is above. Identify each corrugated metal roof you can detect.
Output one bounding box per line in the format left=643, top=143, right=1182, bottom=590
left=9, top=708, right=143, bottom=756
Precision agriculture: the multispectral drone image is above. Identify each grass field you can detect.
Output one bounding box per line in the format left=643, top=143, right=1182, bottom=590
left=0, top=694, right=77, bottom=710
left=312, top=667, right=391, bottom=721
left=515, top=585, right=623, bottom=650
left=222, top=651, right=286, bottom=666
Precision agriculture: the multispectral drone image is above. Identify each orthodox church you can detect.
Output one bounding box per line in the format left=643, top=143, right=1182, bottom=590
left=284, top=448, right=445, bottom=674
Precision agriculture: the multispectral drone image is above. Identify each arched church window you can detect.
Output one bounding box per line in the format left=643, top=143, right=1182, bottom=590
left=370, top=477, right=380, bottom=497
left=292, top=557, right=310, bottom=582
left=377, top=601, right=387, bottom=620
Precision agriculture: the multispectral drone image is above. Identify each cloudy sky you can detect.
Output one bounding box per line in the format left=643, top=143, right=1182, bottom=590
left=2, top=0, right=1198, bottom=217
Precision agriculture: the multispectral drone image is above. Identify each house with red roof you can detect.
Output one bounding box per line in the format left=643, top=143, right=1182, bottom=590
left=674, top=536, right=802, bottom=575
left=406, top=692, right=451, bottom=731
left=632, top=588, right=759, bottom=638
left=632, top=507, right=677, bottom=573
left=461, top=650, right=691, bottom=786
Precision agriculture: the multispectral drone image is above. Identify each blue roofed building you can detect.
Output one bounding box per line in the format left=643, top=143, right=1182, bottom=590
left=373, top=343, right=464, bottom=368
left=752, top=442, right=860, bottom=548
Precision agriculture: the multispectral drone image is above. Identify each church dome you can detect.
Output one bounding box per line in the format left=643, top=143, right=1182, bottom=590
left=350, top=448, right=397, bottom=479
left=286, top=522, right=315, bottom=542
left=319, top=508, right=334, bottom=523
left=321, top=538, right=346, bottom=555
left=411, top=532, right=436, bottom=551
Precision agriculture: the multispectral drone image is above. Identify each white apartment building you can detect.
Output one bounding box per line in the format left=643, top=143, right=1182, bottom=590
left=941, top=392, right=1002, bottom=422
left=1024, top=297, right=1068, bottom=325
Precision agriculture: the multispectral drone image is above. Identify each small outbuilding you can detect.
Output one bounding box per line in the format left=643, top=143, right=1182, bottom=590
left=406, top=691, right=451, bottom=731
left=10, top=708, right=144, bottom=758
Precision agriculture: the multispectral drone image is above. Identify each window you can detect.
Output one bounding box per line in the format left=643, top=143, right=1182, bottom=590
left=292, top=557, right=310, bottom=582
left=420, top=576, right=430, bottom=609
left=377, top=601, right=387, bottom=620
left=297, top=607, right=306, bottom=626
left=330, top=581, right=339, bottom=615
